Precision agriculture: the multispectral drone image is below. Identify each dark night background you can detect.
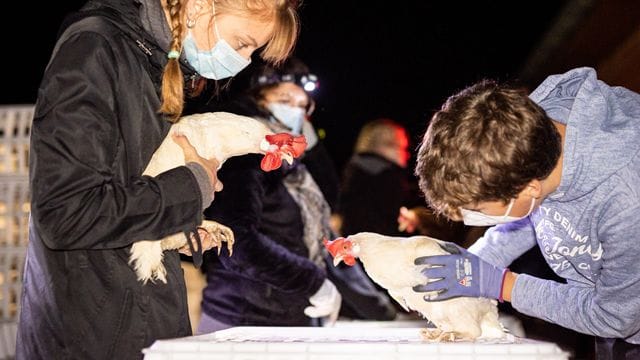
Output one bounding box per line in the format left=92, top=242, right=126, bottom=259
left=294, top=1, right=571, bottom=171
left=1, top=1, right=570, bottom=171
left=3, top=1, right=639, bottom=171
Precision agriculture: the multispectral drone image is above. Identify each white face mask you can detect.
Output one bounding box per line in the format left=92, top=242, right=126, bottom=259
left=267, top=103, right=306, bottom=135
left=460, top=197, right=536, bottom=226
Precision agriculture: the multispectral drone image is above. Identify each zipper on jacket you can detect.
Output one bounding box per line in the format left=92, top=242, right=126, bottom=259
left=189, top=74, right=198, bottom=90
left=136, top=39, right=153, bottom=56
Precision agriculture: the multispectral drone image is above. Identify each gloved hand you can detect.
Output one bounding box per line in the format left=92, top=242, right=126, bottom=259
left=412, top=241, right=508, bottom=302
left=301, top=120, right=318, bottom=150
left=304, top=279, right=341, bottom=325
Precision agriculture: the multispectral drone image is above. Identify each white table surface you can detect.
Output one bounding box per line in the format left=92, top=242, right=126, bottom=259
left=143, top=323, right=570, bottom=360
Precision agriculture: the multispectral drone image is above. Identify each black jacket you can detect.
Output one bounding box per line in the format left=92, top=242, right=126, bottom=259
left=338, top=152, right=419, bottom=237
left=18, top=1, right=205, bottom=358
left=201, top=156, right=326, bottom=326
left=198, top=92, right=396, bottom=324
left=200, top=152, right=397, bottom=325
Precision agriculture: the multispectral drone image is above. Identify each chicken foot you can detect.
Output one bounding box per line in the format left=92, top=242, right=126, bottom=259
left=419, top=327, right=458, bottom=342
left=131, top=220, right=235, bottom=284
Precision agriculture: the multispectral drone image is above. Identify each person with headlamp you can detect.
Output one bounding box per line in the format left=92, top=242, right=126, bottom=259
left=212, top=57, right=339, bottom=208
left=195, top=57, right=341, bottom=332
left=194, top=58, right=396, bottom=333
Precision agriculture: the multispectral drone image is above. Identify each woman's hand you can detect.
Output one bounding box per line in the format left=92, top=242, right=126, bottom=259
left=172, top=132, right=223, bottom=192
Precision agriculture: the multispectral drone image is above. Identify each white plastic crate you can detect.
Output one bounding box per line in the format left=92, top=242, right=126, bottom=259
left=0, top=105, right=33, bottom=175
left=143, top=326, right=570, bottom=360
left=0, top=175, right=29, bottom=360
left=0, top=321, right=17, bottom=360
left=0, top=105, right=32, bottom=360
left=0, top=176, right=30, bottom=248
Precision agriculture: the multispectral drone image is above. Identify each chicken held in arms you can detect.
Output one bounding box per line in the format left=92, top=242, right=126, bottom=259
left=324, top=232, right=507, bottom=341
left=131, top=112, right=306, bottom=284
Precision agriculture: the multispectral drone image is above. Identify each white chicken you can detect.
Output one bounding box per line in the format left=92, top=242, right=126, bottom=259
left=324, top=232, right=507, bottom=341
left=130, top=111, right=306, bottom=284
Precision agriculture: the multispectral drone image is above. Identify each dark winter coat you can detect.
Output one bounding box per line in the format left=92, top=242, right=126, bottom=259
left=17, top=0, right=206, bottom=358
left=197, top=88, right=399, bottom=323
left=201, top=156, right=327, bottom=326
left=338, top=152, right=419, bottom=237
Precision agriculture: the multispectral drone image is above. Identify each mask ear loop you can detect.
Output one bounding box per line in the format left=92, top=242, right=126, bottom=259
left=525, top=196, right=537, bottom=216
left=211, top=1, right=221, bottom=43
left=502, top=199, right=516, bottom=218
left=306, top=98, right=316, bottom=116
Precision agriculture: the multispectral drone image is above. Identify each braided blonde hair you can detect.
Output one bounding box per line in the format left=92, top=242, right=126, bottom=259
left=159, top=0, right=300, bottom=121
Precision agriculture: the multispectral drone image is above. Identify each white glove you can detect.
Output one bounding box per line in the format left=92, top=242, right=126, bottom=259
left=301, top=120, right=319, bottom=150
left=303, top=279, right=341, bottom=326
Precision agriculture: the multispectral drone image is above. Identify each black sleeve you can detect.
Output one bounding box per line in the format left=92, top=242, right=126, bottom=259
left=301, top=142, right=340, bottom=211
left=203, top=155, right=325, bottom=296
left=29, top=30, right=203, bottom=250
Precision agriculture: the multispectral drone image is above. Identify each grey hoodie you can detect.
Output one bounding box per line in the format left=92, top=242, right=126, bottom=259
left=469, top=67, right=640, bottom=343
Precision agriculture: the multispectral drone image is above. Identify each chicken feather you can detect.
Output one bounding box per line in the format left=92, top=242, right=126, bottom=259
left=325, top=232, right=507, bottom=341
left=130, top=111, right=305, bottom=284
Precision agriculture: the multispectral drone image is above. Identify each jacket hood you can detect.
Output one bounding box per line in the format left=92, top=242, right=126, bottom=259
left=62, top=0, right=142, bottom=38
left=529, top=67, right=640, bottom=201
left=61, top=0, right=197, bottom=79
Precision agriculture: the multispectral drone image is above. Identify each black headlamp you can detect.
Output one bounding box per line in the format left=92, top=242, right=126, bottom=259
left=257, top=73, right=319, bottom=93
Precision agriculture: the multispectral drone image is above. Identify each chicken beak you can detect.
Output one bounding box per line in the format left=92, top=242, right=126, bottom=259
left=333, top=254, right=344, bottom=267
left=282, top=152, right=294, bottom=165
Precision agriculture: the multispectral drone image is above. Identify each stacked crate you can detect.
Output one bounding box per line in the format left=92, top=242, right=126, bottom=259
left=0, top=105, right=33, bottom=360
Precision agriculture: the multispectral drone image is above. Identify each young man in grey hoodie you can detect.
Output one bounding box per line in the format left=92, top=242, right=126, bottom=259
left=412, top=67, right=640, bottom=358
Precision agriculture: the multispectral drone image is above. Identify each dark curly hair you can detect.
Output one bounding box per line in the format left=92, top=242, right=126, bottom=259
left=414, top=79, right=561, bottom=220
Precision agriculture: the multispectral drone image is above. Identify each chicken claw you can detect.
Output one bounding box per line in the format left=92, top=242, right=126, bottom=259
left=420, top=328, right=457, bottom=342
left=198, top=220, right=235, bottom=256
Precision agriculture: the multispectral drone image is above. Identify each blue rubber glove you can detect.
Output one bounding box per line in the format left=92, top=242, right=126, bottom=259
left=412, top=241, right=507, bottom=302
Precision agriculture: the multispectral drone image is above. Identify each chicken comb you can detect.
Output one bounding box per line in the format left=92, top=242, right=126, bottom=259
left=323, top=237, right=345, bottom=258
left=260, top=133, right=307, bottom=172
left=265, top=133, right=307, bottom=157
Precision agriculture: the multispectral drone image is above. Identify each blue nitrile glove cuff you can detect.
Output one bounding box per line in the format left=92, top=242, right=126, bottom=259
left=478, top=260, right=508, bottom=301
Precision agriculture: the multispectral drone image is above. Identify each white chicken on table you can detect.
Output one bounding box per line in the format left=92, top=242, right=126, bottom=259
left=324, top=232, right=507, bottom=342
left=131, top=111, right=306, bottom=284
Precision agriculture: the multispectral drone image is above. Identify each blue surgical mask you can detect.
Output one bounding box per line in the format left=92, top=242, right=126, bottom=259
left=182, top=16, right=250, bottom=80
left=460, top=197, right=536, bottom=226
left=267, top=103, right=306, bottom=135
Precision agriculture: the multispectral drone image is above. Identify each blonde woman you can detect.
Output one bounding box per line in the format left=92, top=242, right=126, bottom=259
left=19, top=0, right=300, bottom=358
